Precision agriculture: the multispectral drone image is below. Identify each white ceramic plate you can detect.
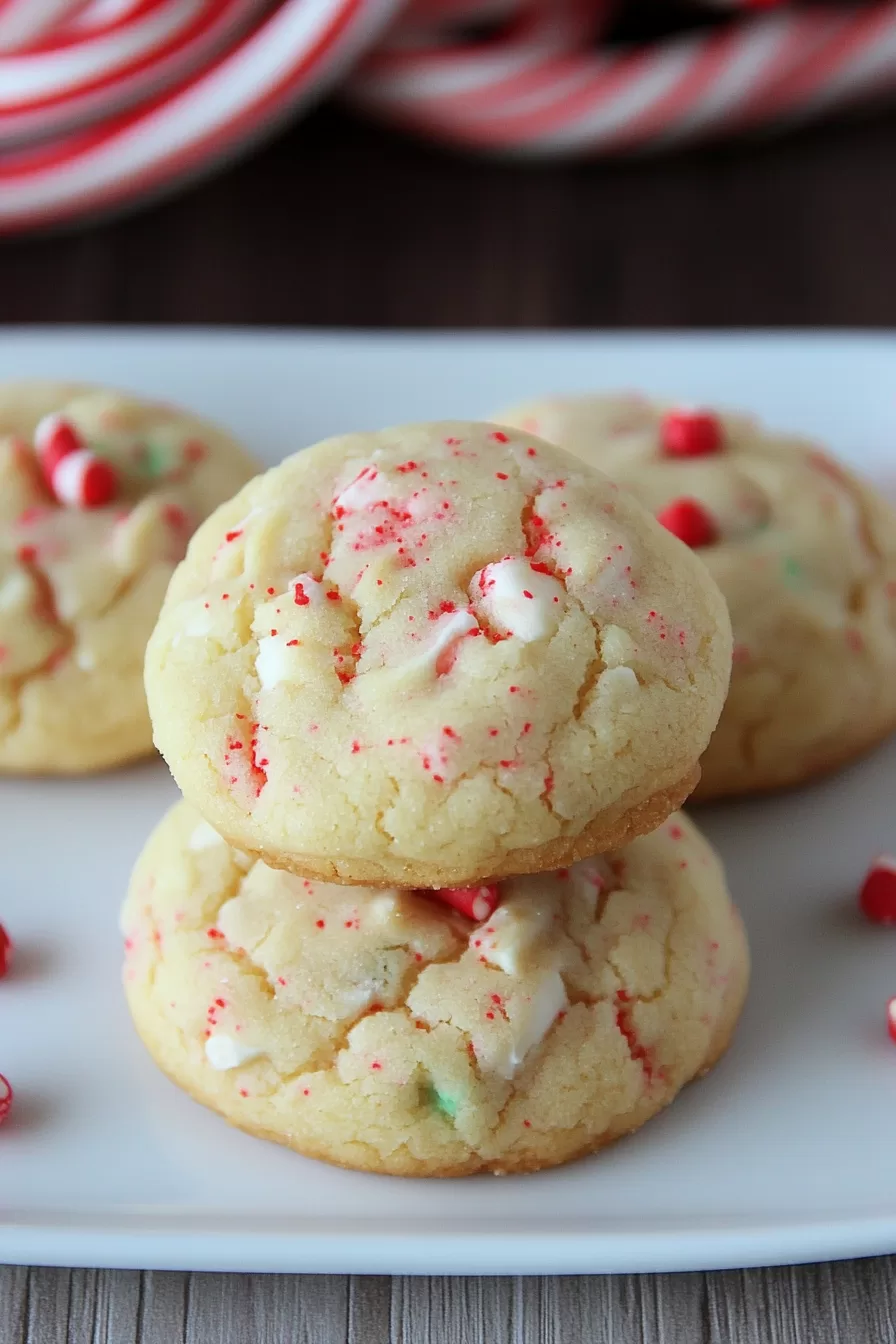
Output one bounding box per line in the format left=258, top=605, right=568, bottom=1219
left=2, top=328, right=896, bottom=1275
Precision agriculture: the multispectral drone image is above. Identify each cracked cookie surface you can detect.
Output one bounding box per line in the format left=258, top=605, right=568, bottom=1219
left=123, top=800, right=748, bottom=1176
left=145, top=422, right=731, bottom=886
left=495, top=395, right=896, bottom=799
left=0, top=382, right=258, bottom=772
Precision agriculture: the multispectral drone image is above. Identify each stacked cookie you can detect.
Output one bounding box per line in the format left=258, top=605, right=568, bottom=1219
left=125, top=421, right=749, bottom=1175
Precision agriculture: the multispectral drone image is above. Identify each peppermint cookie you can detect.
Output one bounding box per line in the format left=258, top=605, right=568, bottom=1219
left=0, top=382, right=257, bottom=773
left=146, top=422, right=732, bottom=887
left=123, top=801, right=748, bottom=1177
left=495, top=396, right=896, bottom=799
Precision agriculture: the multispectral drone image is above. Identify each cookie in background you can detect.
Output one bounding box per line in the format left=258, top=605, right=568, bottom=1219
left=494, top=395, right=896, bottom=800
left=0, top=382, right=258, bottom=773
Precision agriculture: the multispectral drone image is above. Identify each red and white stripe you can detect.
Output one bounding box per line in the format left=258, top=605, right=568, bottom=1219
left=348, top=0, right=896, bottom=156
left=0, top=0, right=400, bottom=233
left=0, top=1, right=85, bottom=53
left=2, top=0, right=896, bottom=233
left=0, top=0, right=268, bottom=147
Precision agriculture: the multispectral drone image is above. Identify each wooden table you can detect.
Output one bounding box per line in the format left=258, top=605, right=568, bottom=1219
left=2, top=103, right=896, bottom=1343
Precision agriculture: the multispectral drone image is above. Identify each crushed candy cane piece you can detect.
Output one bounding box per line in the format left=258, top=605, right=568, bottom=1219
left=859, top=855, right=896, bottom=924
left=660, top=410, right=723, bottom=458
left=656, top=497, right=718, bottom=548
left=430, top=884, right=500, bottom=922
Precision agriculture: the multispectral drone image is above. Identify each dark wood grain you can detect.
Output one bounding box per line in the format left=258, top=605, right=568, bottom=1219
left=2, top=104, right=896, bottom=329
left=4, top=1263, right=896, bottom=1344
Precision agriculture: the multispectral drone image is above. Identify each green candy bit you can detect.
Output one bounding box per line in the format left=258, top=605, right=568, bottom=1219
left=426, top=1085, right=458, bottom=1120
left=781, top=555, right=803, bottom=586
left=142, top=441, right=171, bottom=478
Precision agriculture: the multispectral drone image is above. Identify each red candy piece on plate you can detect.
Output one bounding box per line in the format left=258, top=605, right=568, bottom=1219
left=431, top=884, right=500, bottom=922
left=0, top=1074, right=11, bottom=1126
left=0, top=924, right=11, bottom=978
left=656, top=497, right=718, bottom=548
left=888, top=998, right=896, bottom=1045
left=34, top=412, right=84, bottom=479
left=51, top=450, right=118, bottom=509
left=660, top=410, right=723, bottom=458
left=859, top=855, right=896, bottom=924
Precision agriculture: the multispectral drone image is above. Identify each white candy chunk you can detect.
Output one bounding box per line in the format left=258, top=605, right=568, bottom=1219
left=338, top=978, right=386, bottom=1013
left=189, top=820, right=225, bottom=851
left=570, top=857, right=610, bottom=918
left=598, top=665, right=639, bottom=694
left=204, top=1034, right=263, bottom=1071
left=471, top=558, right=565, bottom=642
left=411, top=609, right=478, bottom=673
left=480, top=971, right=569, bottom=1080
left=367, top=893, right=400, bottom=923
left=289, top=572, right=326, bottom=606
left=473, top=895, right=555, bottom=977
left=178, top=598, right=220, bottom=639
left=0, top=570, right=31, bottom=612
left=600, top=624, right=638, bottom=667
left=256, top=635, right=301, bottom=690
left=75, top=647, right=96, bottom=671
left=333, top=464, right=386, bottom=512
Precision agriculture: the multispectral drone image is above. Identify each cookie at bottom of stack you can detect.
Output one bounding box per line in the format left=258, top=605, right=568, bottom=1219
left=122, top=802, right=748, bottom=1177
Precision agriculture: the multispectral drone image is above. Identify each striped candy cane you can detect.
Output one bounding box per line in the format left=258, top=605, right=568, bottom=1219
left=0, top=0, right=269, bottom=146
left=2, top=0, right=896, bottom=234
left=347, top=0, right=896, bottom=155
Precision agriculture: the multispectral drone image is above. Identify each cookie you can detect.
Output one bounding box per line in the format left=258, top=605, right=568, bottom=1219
left=122, top=800, right=749, bottom=1177
left=145, top=422, right=732, bottom=887
left=495, top=395, right=896, bottom=800
left=0, top=382, right=257, bottom=773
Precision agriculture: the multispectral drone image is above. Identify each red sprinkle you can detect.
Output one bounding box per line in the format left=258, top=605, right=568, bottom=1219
left=0, top=924, right=11, bottom=979
left=888, top=998, right=896, bottom=1045
left=859, top=856, right=896, bottom=924
left=430, top=884, right=500, bottom=922
left=660, top=410, right=723, bottom=459
left=0, top=1074, right=11, bottom=1126
left=656, top=497, right=718, bottom=549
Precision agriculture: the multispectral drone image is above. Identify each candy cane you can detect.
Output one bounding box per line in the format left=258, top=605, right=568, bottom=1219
left=0, top=922, right=11, bottom=979
left=0, top=0, right=268, bottom=147
left=0, top=0, right=86, bottom=53
left=0, top=1073, right=11, bottom=1125
left=0, top=0, right=401, bottom=233
left=3, top=0, right=896, bottom=233
left=430, top=885, right=501, bottom=922
left=348, top=0, right=896, bottom=155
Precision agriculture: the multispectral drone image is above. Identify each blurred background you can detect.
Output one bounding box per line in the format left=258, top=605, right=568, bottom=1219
left=1, top=0, right=895, bottom=329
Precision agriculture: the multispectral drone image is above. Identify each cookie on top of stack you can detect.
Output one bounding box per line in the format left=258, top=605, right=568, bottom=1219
left=126, top=421, right=748, bottom=1175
